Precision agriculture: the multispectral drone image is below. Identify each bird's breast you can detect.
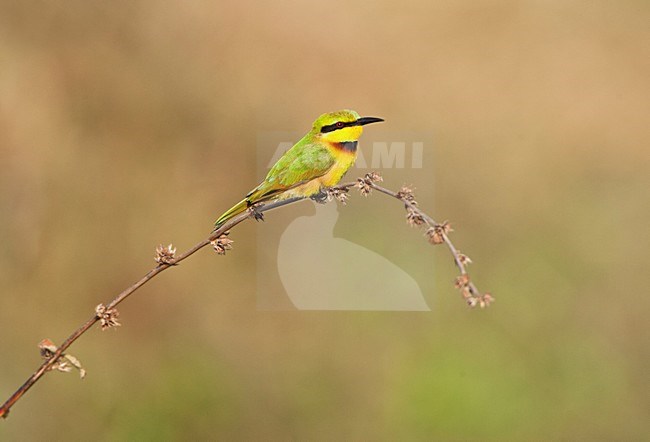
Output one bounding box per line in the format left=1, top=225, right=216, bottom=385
left=318, top=141, right=358, bottom=188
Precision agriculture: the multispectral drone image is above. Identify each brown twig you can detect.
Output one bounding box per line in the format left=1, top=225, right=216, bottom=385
left=329, top=172, right=493, bottom=308
left=0, top=204, right=266, bottom=418
left=0, top=172, right=491, bottom=419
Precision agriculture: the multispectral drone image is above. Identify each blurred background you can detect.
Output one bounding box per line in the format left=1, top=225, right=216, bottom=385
left=1, top=0, right=649, bottom=439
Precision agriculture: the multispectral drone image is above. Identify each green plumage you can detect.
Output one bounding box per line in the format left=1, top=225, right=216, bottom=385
left=249, top=135, right=335, bottom=200
left=213, top=136, right=333, bottom=227
left=214, top=110, right=383, bottom=228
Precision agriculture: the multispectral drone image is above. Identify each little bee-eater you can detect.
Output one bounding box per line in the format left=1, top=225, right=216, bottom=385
left=215, top=109, right=384, bottom=227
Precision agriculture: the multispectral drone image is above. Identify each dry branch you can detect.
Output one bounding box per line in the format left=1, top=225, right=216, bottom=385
left=0, top=172, right=492, bottom=419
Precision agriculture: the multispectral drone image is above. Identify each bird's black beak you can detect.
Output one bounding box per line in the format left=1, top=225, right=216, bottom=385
left=357, top=117, right=384, bottom=126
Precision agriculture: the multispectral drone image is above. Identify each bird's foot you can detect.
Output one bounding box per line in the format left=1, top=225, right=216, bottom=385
left=310, top=189, right=329, bottom=204
left=249, top=205, right=265, bottom=222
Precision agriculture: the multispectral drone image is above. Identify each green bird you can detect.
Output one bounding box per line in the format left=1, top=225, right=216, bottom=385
left=215, top=109, right=384, bottom=228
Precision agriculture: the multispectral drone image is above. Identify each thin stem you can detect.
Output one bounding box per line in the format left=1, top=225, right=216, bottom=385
left=365, top=179, right=489, bottom=305
left=0, top=173, right=490, bottom=419
left=0, top=199, right=299, bottom=419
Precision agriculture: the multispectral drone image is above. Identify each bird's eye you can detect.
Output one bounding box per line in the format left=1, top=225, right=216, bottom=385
left=336, top=122, right=344, bottom=128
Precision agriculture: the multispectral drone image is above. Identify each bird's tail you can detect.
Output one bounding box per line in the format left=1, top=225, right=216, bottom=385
left=214, top=198, right=249, bottom=228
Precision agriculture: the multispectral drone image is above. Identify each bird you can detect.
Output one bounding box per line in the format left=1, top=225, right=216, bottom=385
left=214, top=109, right=384, bottom=228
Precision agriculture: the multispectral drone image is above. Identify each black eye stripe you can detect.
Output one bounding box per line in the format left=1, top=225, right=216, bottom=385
left=320, top=120, right=359, bottom=133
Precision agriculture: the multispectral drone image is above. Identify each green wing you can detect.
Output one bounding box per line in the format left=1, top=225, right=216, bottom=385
left=247, top=139, right=334, bottom=202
